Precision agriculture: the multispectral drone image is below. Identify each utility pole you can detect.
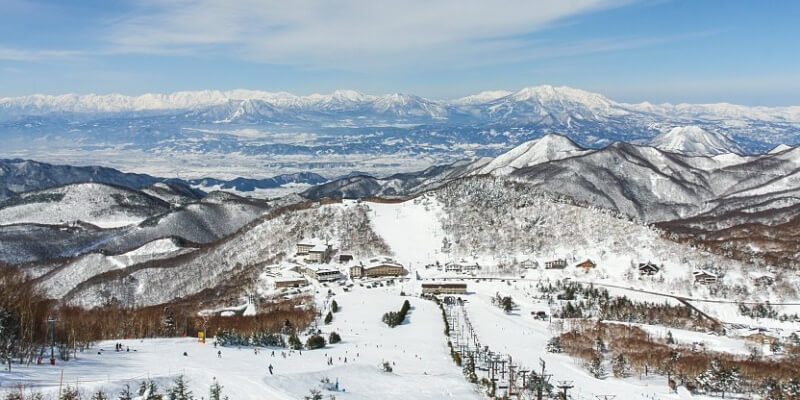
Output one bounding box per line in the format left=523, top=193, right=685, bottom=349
left=556, top=381, right=573, bottom=400
left=47, top=316, right=56, bottom=365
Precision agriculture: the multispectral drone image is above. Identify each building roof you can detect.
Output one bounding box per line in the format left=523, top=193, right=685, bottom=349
left=422, top=282, right=467, bottom=288
left=308, top=244, right=329, bottom=253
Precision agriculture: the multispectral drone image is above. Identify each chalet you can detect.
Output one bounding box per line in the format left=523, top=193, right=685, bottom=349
left=305, top=244, right=332, bottom=263
left=545, top=259, right=567, bottom=269
left=422, top=283, right=467, bottom=295
left=638, top=262, right=660, bottom=276
left=693, top=270, right=718, bottom=284
left=351, top=259, right=405, bottom=278
left=444, top=263, right=462, bottom=273
left=576, top=259, right=596, bottom=271
left=296, top=242, right=316, bottom=255
left=275, top=276, right=308, bottom=288
left=444, top=260, right=479, bottom=273
left=519, top=260, right=537, bottom=269
left=338, top=253, right=354, bottom=263
left=299, top=265, right=343, bottom=282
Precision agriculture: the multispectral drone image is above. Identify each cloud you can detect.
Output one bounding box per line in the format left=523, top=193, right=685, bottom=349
left=105, top=0, right=634, bottom=67
left=0, top=46, right=85, bottom=61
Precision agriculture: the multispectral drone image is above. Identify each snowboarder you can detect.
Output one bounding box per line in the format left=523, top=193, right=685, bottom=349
left=268, top=364, right=273, bottom=375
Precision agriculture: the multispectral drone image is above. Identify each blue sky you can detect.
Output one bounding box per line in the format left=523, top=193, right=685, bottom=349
left=1, top=0, right=798, bottom=105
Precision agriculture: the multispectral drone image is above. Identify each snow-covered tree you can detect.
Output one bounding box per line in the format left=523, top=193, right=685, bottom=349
left=166, top=375, right=194, bottom=400
left=208, top=377, right=227, bottom=400
left=697, top=359, right=741, bottom=398
left=546, top=337, right=563, bottom=353
left=588, top=355, right=606, bottom=379
left=117, top=384, right=133, bottom=400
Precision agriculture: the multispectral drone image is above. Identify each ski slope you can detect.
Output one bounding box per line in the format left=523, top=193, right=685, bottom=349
left=0, top=283, right=479, bottom=400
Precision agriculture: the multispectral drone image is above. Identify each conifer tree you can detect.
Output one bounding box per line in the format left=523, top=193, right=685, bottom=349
left=118, top=384, right=133, bottom=400
left=167, top=375, right=194, bottom=400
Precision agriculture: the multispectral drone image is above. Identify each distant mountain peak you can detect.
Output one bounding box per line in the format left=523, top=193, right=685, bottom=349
left=650, top=125, right=743, bottom=156
left=451, top=90, right=513, bottom=105
left=475, top=133, right=588, bottom=175
left=768, top=143, right=793, bottom=154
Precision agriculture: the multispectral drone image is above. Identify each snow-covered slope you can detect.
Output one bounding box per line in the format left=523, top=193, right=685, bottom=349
left=474, top=133, right=588, bottom=175
left=370, top=178, right=796, bottom=305
left=450, top=90, right=512, bottom=105
left=61, top=200, right=390, bottom=307
left=650, top=125, right=743, bottom=156
left=769, top=143, right=793, bottom=154
left=0, top=183, right=169, bottom=228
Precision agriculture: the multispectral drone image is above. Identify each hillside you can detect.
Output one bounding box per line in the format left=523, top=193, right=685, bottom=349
left=0, top=183, right=170, bottom=228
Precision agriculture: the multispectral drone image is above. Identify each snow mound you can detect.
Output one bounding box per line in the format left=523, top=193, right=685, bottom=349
left=651, top=126, right=742, bottom=156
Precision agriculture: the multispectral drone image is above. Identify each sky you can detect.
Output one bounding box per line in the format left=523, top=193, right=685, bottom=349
left=0, top=0, right=798, bottom=105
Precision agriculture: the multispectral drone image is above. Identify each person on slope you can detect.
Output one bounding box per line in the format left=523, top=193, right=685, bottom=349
left=268, top=364, right=274, bottom=375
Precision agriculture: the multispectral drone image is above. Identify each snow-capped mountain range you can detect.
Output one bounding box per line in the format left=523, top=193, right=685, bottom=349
left=1, top=85, right=799, bottom=160
left=3, top=85, right=799, bottom=123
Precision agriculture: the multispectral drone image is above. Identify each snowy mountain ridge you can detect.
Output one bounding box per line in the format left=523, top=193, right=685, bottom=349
left=3, top=85, right=800, bottom=123
left=650, top=125, right=743, bottom=156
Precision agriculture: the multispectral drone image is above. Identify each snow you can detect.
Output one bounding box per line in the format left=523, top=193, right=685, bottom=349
left=474, top=134, right=588, bottom=175
left=450, top=90, right=512, bottom=105
left=365, top=198, right=446, bottom=267
left=650, top=126, right=742, bottom=156
left=769, top=143, right=793, bottom=154
left=0, top=183, right=165, bottom=228
left=123, top=238, right=183, bottom=256
left=0, top=284, right=479, bottom=400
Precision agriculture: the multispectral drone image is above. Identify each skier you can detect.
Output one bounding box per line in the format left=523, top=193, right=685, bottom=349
left=268, top=364, right=274, bottom=375
left=217, top=350, right=222, bottom=358
left=271, top=350, right=275, bottom=357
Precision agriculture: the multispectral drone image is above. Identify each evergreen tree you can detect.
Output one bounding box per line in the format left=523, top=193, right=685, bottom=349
left=208, top=378, right=227, bottom=400
left=611, top=354, right=629, bottom=378
left=91, top=390, right=109, bottom=400
left=697, top=359, right=741, bottom=398
left=138, top=380, right=163, bottom=400
left=59, top=387, right=81, bottom=400
left=324, top=311, right=333, bottom=325
left=588, top=355, right=606, bottom=379
left=501, top=297, right=513, bottom=313
left=306, top=334, right=326, bottom=350
left=331, top=300, right=339, bottom=313
left=288, top=334, right=303, bottom=350
left=666, top=331, right=675, bottom=344
left=303, top=389, right=323, bottom=400
left=545, top=337, right=563, bottom=353
left=118, top=384, right=133, bottom=400
left=329, top=331, right=341, bottom=344
left=167, top=375, right=194, bottom=400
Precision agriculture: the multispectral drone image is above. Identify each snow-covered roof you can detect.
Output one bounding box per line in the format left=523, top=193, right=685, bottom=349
left=309, top=244, right=329, bottom=253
